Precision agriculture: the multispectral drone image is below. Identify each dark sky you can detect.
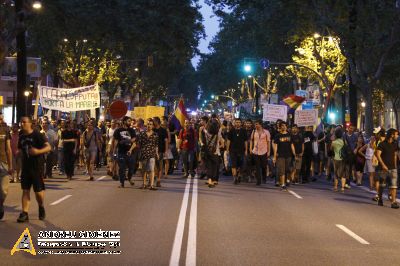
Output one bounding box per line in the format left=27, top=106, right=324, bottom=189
left=191, top=0, right=219, bottom=68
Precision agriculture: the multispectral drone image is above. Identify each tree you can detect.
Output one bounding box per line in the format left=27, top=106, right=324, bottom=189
left=310, top=0, right=400, bottom=136
left=289, top=35, right=347, bottom=117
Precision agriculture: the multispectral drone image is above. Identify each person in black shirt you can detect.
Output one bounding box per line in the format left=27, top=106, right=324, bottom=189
left=301, top=126, right=316, bottom=183
left=227, top=118, right=248, bottom=184
left=112, top=116, right=137, bottom=188
left=375, top=128, right=399, bottom=209
left=17, top=116, right=51, bottom=222
left=273, top=122, right=292, bottom=190
left=290, top=125, right=304, bottom=184
left=153, top=117, right=169, bottom=187
left=62, top=121, right=78, bottom=180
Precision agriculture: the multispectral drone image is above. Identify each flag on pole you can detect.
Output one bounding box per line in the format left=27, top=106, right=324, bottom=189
left=282, top=95, right=305, bottom=110
left=170, top=99, right=188, bottom=131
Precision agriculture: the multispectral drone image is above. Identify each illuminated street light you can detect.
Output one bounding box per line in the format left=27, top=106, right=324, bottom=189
left=361, top=101, right=366, bottom=108
left=134, top=67, right=139, bottom=72
left=83, top=39, right=88, bottom=43
left=244, top=64, right=252, bottom=73
left=24, top=91, right=30, bottom=97
left=63, top=38, right=68, bottom=42
left=32, top=1, right=42, bottom=9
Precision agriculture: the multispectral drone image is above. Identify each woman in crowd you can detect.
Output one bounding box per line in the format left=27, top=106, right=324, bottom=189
left=62, top=121, right=78, bottom=180
left=354, top=135, right=366, bottom=185
left=137, top=119, right=159, bottom=190
left=81, top=121, right=101, bottom=181
left=359, top=135, right=377, bottom=192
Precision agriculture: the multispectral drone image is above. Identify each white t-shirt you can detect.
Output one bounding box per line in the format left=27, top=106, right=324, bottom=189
left=107, top=128, right=116, bottom=145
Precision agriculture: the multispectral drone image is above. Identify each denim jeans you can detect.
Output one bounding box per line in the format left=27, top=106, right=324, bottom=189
left=181, top=150, right=195, bottom=177
left=117, top=153, right=136, bottom=185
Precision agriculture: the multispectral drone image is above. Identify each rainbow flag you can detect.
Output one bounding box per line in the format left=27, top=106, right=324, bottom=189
left=170, top=99, right=188, bottom=130
left=282, top=95, right=305, bottom=110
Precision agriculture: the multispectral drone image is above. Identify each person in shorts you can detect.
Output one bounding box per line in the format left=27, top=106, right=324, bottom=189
left=272, top=121, right=291, bottom=190
left=17, top=116, right=51, bottom=222
left=331, top=128, right=346, bottom=192
left=375, top=128, right=399, bottom=209
left=290, top=125, right=304, bottom=184
left=227, top=118, right=248, bottom=185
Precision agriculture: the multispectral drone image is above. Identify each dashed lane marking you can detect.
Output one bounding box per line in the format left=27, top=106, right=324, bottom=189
left=288, top=190, right=303, bottom=199
left=336, top=224, right=370, bottom=245
left=50, top=195, right=72, bottom=206
left=96, top=176, right=107, bottom=181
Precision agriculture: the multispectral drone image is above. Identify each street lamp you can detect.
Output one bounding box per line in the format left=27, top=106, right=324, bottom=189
left=361, top=101, right=366, bottom=108
left=15, top=0, right=43, bottom=122
left=24, top=90, right=30, bottom=115
left=32, top=1, right=42, bottom=9
left=244, top=64, right=252, bottom=73
left=134, top=67, right=139, bottom=72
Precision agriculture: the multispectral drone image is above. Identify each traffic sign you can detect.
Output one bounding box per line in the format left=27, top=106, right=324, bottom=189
left=109, top=100, right=128, bottom=119
left=260, top=58, right=270, bottom=69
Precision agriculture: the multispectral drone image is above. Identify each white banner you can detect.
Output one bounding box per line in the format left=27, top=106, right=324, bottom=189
left=263, top=104, right=287, bottom=122
left=294, top=109, right=318, bottom=127
left=39, top=84, right=100, bottom=112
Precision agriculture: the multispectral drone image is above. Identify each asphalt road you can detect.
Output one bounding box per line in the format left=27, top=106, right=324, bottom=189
left=1, top=167, right=400, bottom=266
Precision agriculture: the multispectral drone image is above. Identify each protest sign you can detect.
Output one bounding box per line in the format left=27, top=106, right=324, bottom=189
left=294, top=109, right=318, bottom=127
left=39, top=84, right=100, bottom=112
left=133, top=106, right=165, bottom=120
left=263, top=104, right=287, bottom=122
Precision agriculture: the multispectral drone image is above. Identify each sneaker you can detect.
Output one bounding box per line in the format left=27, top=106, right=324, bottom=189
left=372, top=195, right=379, bottom=202
left=344, top=184, right=351, bottom=189
left=129, top=179, right=135, bottom=186
left=281, top=186, right=287, bottom=191
left=391, top=202, right=399, bottom=209
left=39, top=206, right=46, bottom=220
left=149, top=186, right=158, bottom=191
left=17, top=212, right=29, bottom=223
left=378, top=200, right=383, bottom=206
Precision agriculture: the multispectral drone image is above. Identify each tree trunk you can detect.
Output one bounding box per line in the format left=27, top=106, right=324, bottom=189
left=364, top=84, right=373, bottom=137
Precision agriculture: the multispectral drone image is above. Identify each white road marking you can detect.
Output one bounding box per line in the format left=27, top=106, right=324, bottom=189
left=96, top=176, right=107, bottom=181
left=186, top=177, right=198, bottom=266
left=288, top=190, right=303, bottom=199
left=336, top=224, right=370, bottom=245
left=50, top=195, right=72, bottom=206
left=169, top=177, right=192, bottom=266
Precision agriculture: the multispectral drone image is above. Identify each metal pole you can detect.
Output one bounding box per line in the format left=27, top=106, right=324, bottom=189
left=15, top=0, right=27, bottom=121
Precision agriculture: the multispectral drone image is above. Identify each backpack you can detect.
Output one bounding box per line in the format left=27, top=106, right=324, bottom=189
left=340, top=138, right=353, bottom=160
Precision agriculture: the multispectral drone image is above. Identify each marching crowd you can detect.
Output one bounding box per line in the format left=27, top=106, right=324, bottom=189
left=0, top=112, right=399, bottom=223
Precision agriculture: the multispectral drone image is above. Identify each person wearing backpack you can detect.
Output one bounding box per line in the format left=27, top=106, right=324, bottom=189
left=201, top=119, right=223, bottom=188
left=331, top=127, right=346, bottom=192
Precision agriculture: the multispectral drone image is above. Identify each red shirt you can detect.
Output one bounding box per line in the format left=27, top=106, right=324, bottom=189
left=179, top=128, right=197, bottom=151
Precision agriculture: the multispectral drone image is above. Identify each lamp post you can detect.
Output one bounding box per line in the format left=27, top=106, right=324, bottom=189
left=15, top=0, right=42, bottom=122
left=24, top=90, right=30, bottom=115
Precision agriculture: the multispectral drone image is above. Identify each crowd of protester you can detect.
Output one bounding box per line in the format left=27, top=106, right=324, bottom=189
left=0, top=111, right=399, bottom=223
